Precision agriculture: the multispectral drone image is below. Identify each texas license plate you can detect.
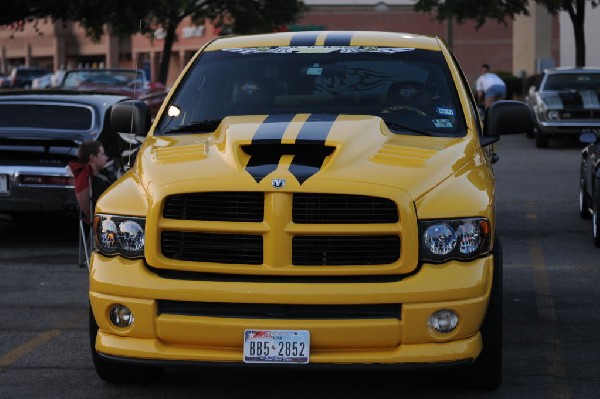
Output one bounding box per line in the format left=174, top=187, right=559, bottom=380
left=243, top=329, right=310, bottom=364
left=0, top=174, right=7, bottom=194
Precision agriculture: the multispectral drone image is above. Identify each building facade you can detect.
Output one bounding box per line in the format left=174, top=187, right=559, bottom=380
left=0, top=0, right=563, bottom=89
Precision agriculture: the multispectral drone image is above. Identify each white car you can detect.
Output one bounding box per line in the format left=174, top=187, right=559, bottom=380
left=31, top=70, right=66, bottom=89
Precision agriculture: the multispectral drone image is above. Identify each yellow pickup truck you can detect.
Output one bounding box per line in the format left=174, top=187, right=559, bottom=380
left=89, top=31, right=533, bottom=389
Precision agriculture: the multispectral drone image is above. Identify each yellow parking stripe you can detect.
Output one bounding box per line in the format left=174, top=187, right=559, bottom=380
left=527, top=210, right=571, bottom=399
left=0, top=313, right=84, bottom=368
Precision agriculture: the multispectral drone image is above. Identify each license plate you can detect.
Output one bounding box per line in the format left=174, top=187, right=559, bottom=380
left=0, top=174, right=7, bottom=194
left=243, top=329, right=310, bottom=364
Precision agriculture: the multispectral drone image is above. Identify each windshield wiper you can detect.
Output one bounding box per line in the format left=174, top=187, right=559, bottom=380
left=380, top=117, right=432, bottom=136
left=161, top=119, right=223, bottom=134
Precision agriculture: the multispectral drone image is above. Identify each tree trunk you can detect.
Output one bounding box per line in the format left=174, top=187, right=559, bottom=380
left=158, top=20, right=178, bottom=85
left=568, top=0, right=586, bottom=67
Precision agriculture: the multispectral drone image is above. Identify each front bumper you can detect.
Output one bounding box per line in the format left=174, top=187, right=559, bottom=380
left=0, top=166, right=76, bottom=213
left=90, top=254, right=493, bottom=366
left=538, top=120, right=600, bottom=136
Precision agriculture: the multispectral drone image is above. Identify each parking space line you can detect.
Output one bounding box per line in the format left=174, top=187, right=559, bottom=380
left=529, top=229, right=571, bottom=398
left=0, top=313, right=85, bottom=368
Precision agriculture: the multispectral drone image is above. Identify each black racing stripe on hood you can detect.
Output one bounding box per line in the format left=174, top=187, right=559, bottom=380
left=295, top=114, right=337, bottom=144
left=290, top=32, right=320, bottom=46
left=323, top=32, right=354, bottom=46
left=245, top=114, right=295, bottom=182
left=251, top=114, right=295, bottom=143
left=557, top=92, right=584, bottom=108
left=289, top=114, right=337, bottom=184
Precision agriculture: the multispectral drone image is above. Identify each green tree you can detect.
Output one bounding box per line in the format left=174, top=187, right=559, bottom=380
left=413, top=0, right=597, bottom=67
left=0, top=0, right=307, bottom=84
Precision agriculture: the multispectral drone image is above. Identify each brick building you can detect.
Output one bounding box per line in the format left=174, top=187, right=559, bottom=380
left=0, top=1, right=560, bottom=89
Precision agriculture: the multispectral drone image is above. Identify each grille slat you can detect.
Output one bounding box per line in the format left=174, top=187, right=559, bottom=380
left=161, top=232, right=263, bottom=264
left=158, top=300, right=402, bottom=320
left=163, top=192, right=264, bottom=221
left=293, top=193, right=398, bottom=223
left=293, top=235, right=400, bottom=266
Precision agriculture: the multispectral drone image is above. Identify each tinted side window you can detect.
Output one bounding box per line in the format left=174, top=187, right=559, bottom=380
left=0, top=104, right=93, bottom=130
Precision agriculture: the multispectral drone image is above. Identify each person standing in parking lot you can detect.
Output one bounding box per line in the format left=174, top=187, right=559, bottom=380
left=68, top=141, right=111, bottom=225
left=476, top=64, right=507, bottom=109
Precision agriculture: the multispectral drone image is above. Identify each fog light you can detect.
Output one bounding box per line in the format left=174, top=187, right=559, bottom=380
left=428, top=309, right=458, bottom=333
left=109, top=304, right=134, bottom=327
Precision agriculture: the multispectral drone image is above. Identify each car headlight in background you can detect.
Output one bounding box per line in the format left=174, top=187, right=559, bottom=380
left=94, top=214, right=145, bottom=258
left=420, top=217, right=491, bottom=263
left=547, top=110, right=560, bottom=121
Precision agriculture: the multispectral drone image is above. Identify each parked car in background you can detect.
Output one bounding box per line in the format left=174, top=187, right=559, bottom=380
left=526, top=67, right=600, bottom=148
left=31, top=73, right=53, bottom=89
left=7, top=66, right=51, bottom=88
left=0, top=75, right=10, bottom=88
left=0, top=90, right=142, bottom=221
left=579, top=129, right=600, bottom=246
left=58, top=68, right=168, bottom=118
left=90, top=30, right=533, bottom=389
left=31, top=70, right=66, bottom=89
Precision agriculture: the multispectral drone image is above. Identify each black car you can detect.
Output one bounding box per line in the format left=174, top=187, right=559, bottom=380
left=579, top=130, right=600, bottom=245
left=8, top=66, right=51, bottom=88
left=0, top=90, right=143, bottom=220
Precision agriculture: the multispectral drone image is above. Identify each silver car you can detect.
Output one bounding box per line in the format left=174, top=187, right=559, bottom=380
left=525, top=67, right=600, bottom=148
left=0, top=91, right=135, bottom=221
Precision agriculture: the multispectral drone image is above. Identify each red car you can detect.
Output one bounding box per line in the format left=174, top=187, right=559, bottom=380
left=59, top=68, right=168, bottom=118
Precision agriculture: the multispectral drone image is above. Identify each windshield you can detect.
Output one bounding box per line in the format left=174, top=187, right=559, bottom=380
left=543, top=73, right=600, bottom=91
left=157, top=46, right=465, bottom=136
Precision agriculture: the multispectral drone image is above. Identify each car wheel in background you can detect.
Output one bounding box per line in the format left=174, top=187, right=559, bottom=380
left=580, top=160, right=592, bottom=219
left=526, top=123, right=537, bottom=138
left=535, top=129, right=549, bottom=148
left=593, top=187, right=600, bottom=247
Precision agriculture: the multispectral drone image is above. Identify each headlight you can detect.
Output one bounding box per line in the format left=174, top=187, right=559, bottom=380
left=547, top=110, right=560, bottom=120
left=94, top=214, right=145, bottom=258
left=420, top=218, right=491, bottom=263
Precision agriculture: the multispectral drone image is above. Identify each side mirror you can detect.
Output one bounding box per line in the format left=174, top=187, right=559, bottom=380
left=110, top=100, right=151, bottom=136
left=580, top=130, right=598, bottom=145
left=483, top=100, right=534, bottom=140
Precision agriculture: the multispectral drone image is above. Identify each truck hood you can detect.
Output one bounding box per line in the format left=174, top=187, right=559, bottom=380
left=137, top=114, right=475, bottom=200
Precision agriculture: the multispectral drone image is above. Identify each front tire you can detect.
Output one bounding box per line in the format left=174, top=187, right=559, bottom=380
left=593, top=189, right=600, bottom=247
left=535, top=129, right=549, bottom=148
left=580, top=160, right=592, bottom=219
left=460, top=237, right=503, bottom=390
left=89, top=306, right=164, bottom=383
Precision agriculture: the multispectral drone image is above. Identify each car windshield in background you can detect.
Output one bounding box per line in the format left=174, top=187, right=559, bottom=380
left=62, top=70, right=143, bottom=89
left=157, top=46, right=466, bottom=136
left=0, top=103, right=93, bottom=130
left=543, top=73, right=600, bottom=91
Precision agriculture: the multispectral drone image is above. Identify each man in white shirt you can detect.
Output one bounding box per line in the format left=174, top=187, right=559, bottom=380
left=475, top=64, right=507, bottom=109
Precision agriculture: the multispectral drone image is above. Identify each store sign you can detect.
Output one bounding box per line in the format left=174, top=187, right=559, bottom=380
left=182, top=26, right=205, bottom=38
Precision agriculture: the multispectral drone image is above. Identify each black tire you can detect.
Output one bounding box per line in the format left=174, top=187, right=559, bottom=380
left=535, top=130, right=549, bottom=148
left=460, top=237, right=503, bottom=390
left=580, top=161, right=592, bottom=219
left=593, top=189, right=600, bottom=247
left=89, top=306, right=164, bottom=383
left=526, top=122, right=537, bottom=138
